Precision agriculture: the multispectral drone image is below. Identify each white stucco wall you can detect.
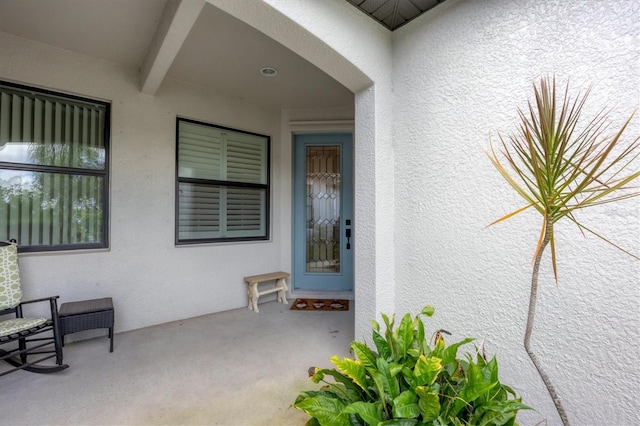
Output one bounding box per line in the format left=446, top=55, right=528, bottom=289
left=392, top=0, right=639, bottom=424
left=0, top=31, right=286, bottom=332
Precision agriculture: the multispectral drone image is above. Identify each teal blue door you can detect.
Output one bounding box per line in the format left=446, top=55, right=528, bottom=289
left=293, top=133, right=354, bottom=291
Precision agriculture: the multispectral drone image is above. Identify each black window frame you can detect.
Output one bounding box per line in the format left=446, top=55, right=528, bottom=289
left=175, top=117, right=271, bottom=245
left=0, top=80, right=110, bottom=253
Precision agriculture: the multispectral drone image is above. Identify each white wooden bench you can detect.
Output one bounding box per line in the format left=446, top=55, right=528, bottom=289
left=244, top=271, right=290, bottom=313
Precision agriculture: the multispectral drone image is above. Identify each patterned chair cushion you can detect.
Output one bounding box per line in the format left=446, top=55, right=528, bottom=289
left=0, top=317, right=47, bottom=338
left=0, top=243, right=22, bottom=311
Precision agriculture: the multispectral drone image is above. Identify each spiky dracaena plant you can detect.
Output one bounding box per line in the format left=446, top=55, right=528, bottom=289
left=487, top=76, right=640, bottom=426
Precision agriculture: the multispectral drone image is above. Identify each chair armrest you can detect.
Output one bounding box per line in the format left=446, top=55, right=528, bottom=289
left=20, top=295, right=61, bottom=305
left=17, top=296, right=61, bottom=320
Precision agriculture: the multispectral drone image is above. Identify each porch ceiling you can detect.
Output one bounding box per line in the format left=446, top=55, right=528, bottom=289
left=0, top=0, right=445, bottom=109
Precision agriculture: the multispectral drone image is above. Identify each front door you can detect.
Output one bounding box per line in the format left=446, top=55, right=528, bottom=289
left=293, top=133, right=353, bottom=291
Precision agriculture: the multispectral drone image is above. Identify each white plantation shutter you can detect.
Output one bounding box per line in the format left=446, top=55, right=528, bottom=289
left=225, top=187, right=265, bottom=235
left=178, top=121, right=222, bottom=180
left=178, top=183, right=220, bottom=239
left=177, top=119, right=269, bottom=242
left=226, top=133, right=266, bottom=184
left=0, top=83, right=108, bottom=250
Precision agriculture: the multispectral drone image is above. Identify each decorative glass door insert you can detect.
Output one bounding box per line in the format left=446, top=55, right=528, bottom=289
left=306, top=146, right=341, bottom=273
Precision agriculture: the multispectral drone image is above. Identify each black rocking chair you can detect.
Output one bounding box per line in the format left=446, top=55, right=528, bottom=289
left=0, top=241, right=69, bottom=376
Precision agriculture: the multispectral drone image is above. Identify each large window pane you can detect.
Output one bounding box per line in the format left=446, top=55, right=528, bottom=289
left=0, top=81, right=109, bottom=252
left=177, top=121, right=222, bottom=180
left=178, top=182, right=220, bottom=239
left=0, top=86, right=106, bottom=170
left=176, top=118, right=269, bottom=243
left=0, top=170, right=104, bottom=246
left=226, top=133, right=267, bottom=184
left=226, top=187, right=266, bottom=235
left=177, top=121, right=267, bottom=184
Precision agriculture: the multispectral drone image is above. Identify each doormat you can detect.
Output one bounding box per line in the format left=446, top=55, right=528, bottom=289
left=291, top=298, right=349, bottom=311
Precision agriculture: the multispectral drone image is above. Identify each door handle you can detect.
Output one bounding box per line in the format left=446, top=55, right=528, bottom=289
left=345, top=228, right=351, bottom=250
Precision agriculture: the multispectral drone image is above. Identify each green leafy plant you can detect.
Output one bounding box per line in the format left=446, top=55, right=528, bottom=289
left=294, top=306, right=530, bottom=425
left=487, top=76, right=640, bottom=425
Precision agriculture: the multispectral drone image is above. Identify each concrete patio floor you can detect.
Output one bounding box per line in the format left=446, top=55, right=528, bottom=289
left=0, top=300, right=355, bottom=425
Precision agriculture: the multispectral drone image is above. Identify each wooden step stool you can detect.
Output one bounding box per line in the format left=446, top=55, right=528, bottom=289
left=244, top=272, right=289, bottom=313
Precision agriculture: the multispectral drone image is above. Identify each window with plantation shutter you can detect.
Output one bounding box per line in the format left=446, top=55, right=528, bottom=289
left=176, top=118, right=269, bottom=243
left=0, top=81, right=110, bottom=252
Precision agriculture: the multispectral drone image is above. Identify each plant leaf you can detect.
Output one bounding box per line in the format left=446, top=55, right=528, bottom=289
left=422, top=305, right=435, bottom=317
left=392, top=390, right=420, bottom=419
left=413, top=355, right=442, bottom=387
left=416, top=388, right=441, bottom=422
left=397, top=313, right=414, bottom=359
left=293, top=395, right=352, bottom=426
left=352, top=341, right=379, bottom=371
left=441, top=337, right=474, bottom=366
left=331, top=356, right=369, bottom=393
left=312, top=368, right=365, bottom=402
left=373, top=330, right=392, bottom=360
left=342, top=401, right=384, bottom=426
left=377, top=420, right=419, bottom=426
left=376, top=357, right=400, bottom=400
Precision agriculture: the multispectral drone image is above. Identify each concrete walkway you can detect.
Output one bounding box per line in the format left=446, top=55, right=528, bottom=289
left=0, top=300, right=354, bottom=425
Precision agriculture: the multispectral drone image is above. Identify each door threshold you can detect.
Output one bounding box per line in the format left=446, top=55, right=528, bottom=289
left=290, top=290, right=354, bottom=301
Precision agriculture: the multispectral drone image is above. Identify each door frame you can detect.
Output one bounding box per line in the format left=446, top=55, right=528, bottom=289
left=288, top=121, right=355, bottom=296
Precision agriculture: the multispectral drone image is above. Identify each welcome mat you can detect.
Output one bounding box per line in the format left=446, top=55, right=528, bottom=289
left=291, top=298, right=349, bottom=311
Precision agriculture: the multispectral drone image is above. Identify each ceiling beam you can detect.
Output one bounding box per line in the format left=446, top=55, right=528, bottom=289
left=139, top=0, right=205, bottom=95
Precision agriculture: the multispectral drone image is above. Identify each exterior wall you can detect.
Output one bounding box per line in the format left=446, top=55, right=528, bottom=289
left=392, top=0, right=639, bottom=424
left=0, top=31, right=285, bottom=332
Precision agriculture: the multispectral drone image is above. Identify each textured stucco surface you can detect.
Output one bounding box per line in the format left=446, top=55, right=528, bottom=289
left=392, top=0, right=639, bottom=424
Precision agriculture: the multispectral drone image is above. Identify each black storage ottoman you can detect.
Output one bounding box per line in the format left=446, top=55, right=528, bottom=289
left=58, top=297, right=114, bottom=352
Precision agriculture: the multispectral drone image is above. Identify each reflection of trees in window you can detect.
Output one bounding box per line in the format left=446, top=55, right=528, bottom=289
left=0, top=82, right=109, bottom=251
